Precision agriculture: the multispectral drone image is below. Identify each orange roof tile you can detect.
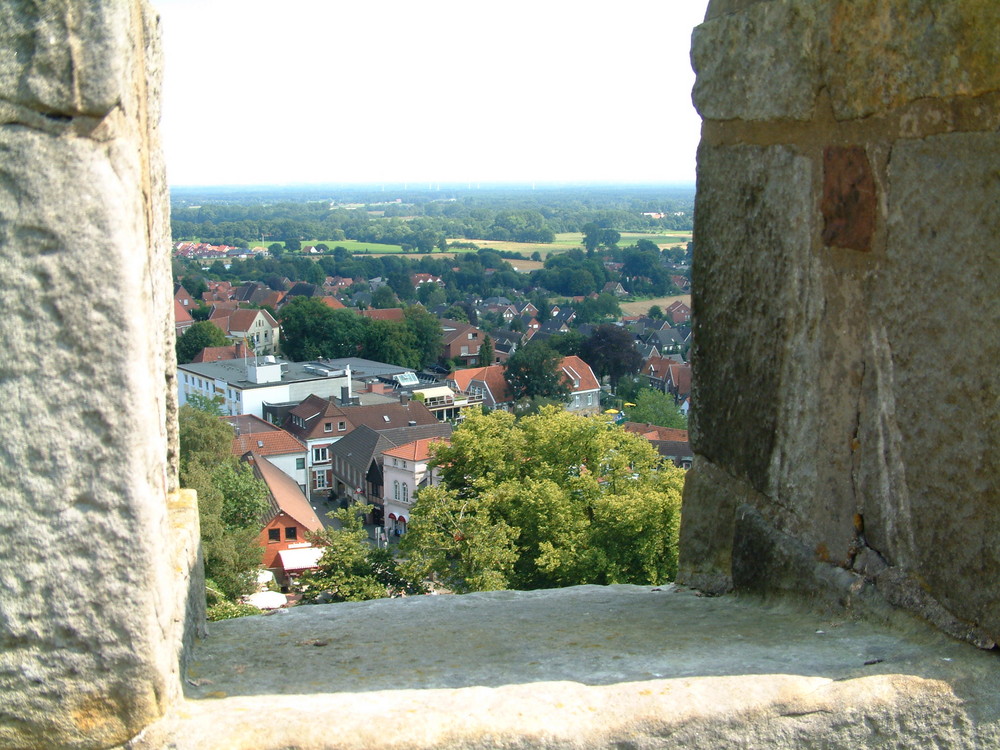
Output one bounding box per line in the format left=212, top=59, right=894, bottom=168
left=244, top=453, right=323, bottom=532
left=382, top=437, right=449, bottom=462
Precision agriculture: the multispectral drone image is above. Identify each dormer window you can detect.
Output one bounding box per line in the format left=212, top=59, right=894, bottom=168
left=324, top=422, right=333, bottom=432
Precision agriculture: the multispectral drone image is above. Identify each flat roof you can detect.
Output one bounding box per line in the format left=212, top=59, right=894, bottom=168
left=178, top=358, right=350, bottom=389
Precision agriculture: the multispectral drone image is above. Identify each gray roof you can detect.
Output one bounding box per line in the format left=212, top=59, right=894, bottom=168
left=178, top=357, right=350, bottom=389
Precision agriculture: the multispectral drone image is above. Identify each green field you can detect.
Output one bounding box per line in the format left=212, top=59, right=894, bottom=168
left=250, top=231, right=691, bottom=259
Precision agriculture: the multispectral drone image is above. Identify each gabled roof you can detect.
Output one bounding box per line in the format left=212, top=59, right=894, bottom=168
left=232, top=431, right=306, bottom=457
left=329, top=425, right=397, bottom=477
left=340, top=400, right=439, bottom=431
left=318, top=296, right=346, bottom=309
left=641, top=355, right=684, bottom=377
left=622, top=422, right=689, bottom=443
left=560, top=356, right=600, bottom=393
left=667, top=363, right=693, bottom=396
left=383, top=437, right=450, bottom=463
left=449, top=364, right=512, bottom=404
left=377, top=422, right=453, bottom=449
left=360, top=308, right=405, bottom=322
left=191, top=342, right=249, bottom=362
left=227, top=308, right=278, bottom=333
left=244, top=453, right=323, bottom=532
left=174, top=299, right=193, bottom=324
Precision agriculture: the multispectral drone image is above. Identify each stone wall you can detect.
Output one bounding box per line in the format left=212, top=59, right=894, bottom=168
left=678, top=0, right=1000, bottom=647
left=0, top=2, right=203, bottom=748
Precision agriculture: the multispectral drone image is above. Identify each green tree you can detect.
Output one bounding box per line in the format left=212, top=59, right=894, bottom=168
left=648, top=305, right=664, bottom=320
left=178, top=404, right=271, bottom=601
left=580, top=324, right=642, bottom=389
left=400, top=408, right=684, bottom=592
left=626, top=388, right=688, bottom=429
left=403, top=305, right=443, bottom=367
left=478, top=333, right=494, bottom=366
left=176, top=320, right=228, bottom=364
left=505, top=341, right=570, bottom=403
left=296, top=504, right=423, bottom=602
left=279, top=297, right=366, bottom=360
left=372, top=285, right=398, bottom=309
left=361, top=319, right=420, bottom=369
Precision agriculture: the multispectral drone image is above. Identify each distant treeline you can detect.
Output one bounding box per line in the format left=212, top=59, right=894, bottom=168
left=170, top=185, right=694, bottom=249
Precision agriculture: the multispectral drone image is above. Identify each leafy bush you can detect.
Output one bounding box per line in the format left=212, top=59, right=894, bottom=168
left=207, top=600, right=262, bottom=621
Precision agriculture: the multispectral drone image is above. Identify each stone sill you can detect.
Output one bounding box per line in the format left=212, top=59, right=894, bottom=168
left=138, top=585, right=1000, bottom=749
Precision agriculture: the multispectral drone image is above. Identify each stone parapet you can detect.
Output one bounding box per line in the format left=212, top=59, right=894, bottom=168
left=680, top=0, right=1000, bottom=646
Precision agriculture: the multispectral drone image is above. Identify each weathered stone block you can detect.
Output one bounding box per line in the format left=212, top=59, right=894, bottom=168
left=0, top=0, right=131, bottom=118
left=868, top=131, right=1000, bottom=641
left=690, top=143, right=814, bottom=494
left=826, top=0, right=1000, bottom=119
left=692, top=0, right=821, bottom=121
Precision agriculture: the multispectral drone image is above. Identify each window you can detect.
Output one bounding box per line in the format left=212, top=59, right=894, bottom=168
left=324, top=422, right=333, bottom=432
left=285, top=527, right=297, bottom=541
left=313, top=447, right=329, bottom=463
left=338, top=421, right=346, bottom=431
left=587, top=393, right=594, bottom=406
left=295, top=457, right=305, bottom=470
left=402, top=460, right=407, bottom=469
left=392, top=458, right=398, bottom=467
left=402, top=483, right=409, bottom=503
left=314, top=471, right=328, bottom=489
left=394, top=480, right=400, bottom=500
left=267, top=528, right=280, bottom=543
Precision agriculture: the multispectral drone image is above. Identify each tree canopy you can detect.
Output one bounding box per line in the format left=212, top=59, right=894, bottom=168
left=625, top=388, right=688, bottom=430
left=178, top=403, right=270, bottom=601
left=399, top=408, right=684, bottom=592
left=176, top=320, right=228, bottom=364
left=504, top=341, right=570, bottom=403
left=581, top=324, right=642, bottom=388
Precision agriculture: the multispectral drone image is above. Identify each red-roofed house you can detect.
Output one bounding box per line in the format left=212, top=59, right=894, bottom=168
left=665, top=299, right=692, bottom=324
left=448, top=365, right=513, bottom=411
left=560, top=356, right=601, bottom=416
left=174, top=299, right=194, bottom=336
left=621, top=422, right=692, bottom=469
left=381, top=437, right=449, bottom=536
left=318, top=296, right=346, bottom=310
left=225, top=414, right=307, bottom=491
left=243, top=452, right=324, bottom=574
left=440, top=319, right=487, bottom=366
left=208, top=307, right=281, bottom=355
left=360, top=307, right=405, bottom=322
left=192, top=339, right=252, bottom=364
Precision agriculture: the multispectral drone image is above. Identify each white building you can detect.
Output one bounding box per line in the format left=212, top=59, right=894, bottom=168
left=381, top=437, right=448, bottom=537
left=177, top=357, right=352, bottom=419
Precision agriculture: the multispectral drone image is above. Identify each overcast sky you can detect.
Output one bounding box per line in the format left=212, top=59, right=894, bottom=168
left=153, top=1, right=709, bottom=187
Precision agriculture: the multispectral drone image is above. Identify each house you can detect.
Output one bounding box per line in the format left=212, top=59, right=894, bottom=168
left=225, top=414, right=308, bottom=492
left=243, top=452, right=324, bottom=574
left=560, top=356, right=601, bottom=416
left=440, top=319, right=486, bottom=366
left=282, top=393, right=440, bottom=500
left=177, top=358, right=352, bottom=419
left=664, top=299, right=692, bottom=324
left=208, top=307, right=281, bottom=355
left=381, top=437, right=448, bottom=537
left=410, top=273, right=441, bottom=286
left=664, top=362, right=693, bottom=403
left=411, top=384, right=483, bottom=422
left=174, top=299, right=194, bottom=336
left=174, top=284, right=198, bottom=315
left=622, top=422, right=692, bottom=469
left=602, top=281, right=627, bottom=297
left=640, top=355, right=683, bottom=391
left=360, top=307, right=405, bottom=322
left=448, top=365, right=514, bottom=411
left=191, top=339, right=252, bottom=363
left=327, top=422, right=452, bottom=519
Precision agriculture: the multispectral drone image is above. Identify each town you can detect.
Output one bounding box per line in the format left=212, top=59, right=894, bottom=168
left=170, top=192, right=696, bottom=617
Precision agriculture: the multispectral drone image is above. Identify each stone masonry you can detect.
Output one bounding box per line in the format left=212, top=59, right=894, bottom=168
left=0, top=2, right=203, bottom=748
left=678, top=0, right=1000, bottom=647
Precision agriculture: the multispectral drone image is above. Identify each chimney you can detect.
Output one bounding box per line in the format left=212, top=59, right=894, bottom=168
left=235, top=339, right=244, bottom=358
left=341, top=386, right=350, bottom=405
left=399, top=393, right=410, bottom=405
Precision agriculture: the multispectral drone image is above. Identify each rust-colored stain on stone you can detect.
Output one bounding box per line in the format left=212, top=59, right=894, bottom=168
left=821, top=146, right=876, bottom=251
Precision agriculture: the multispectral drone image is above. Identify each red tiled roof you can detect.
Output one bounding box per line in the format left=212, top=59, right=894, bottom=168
left=449, top=364, right=512, bottom=404
left=560, top=356, right=600, bottom=393
left=319, top=296, right=345, bottom=309
left=232, top=429, right=306, bottom=457
left=360, top=308, right=404, bottom=321
left=622, top=422, right=689, bottom=443
left=174, top=299, right=193, bottom=323
left=382, top=437, right=449, bottom=462
left=244, top=454, right=323, bottom=532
